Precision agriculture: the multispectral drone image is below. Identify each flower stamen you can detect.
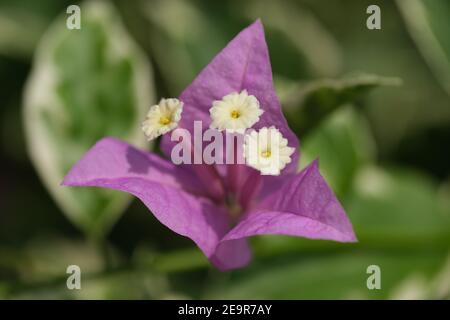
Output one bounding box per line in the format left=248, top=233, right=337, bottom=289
left=230, top=110, right=241, bottom=119
left=210, top=90, right=263, bottom=132
left=261, top=149, right=271, bottom=158
left=142, top=98, right=183, bottom=140
left=244, top=127, right=295, bottom=175
left=159, top=116, right=171, bottom=125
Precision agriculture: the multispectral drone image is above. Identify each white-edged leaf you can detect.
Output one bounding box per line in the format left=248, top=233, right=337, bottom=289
left=23, top=1, right=154, bottom=238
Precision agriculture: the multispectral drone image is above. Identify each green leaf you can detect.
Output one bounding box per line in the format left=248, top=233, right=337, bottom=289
left=283, top=74, right=401, bottom=136
left=206, top=251, right=447, bottom=299
left=250, top=165, right=450, bottom=260
left=397, top=0, right=450, bottom=95
left=300, top=106, right=376, bottom=197
left=347, top=166, right=450, bottom=247
left=23, top=1, right=154, bottom=238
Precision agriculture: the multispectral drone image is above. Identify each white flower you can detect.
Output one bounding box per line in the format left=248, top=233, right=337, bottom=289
left=209, top=90, right=263, bottom=132
left=243, top=127, right=295, bottom=175
left=142, top=98, right=183, bottom=140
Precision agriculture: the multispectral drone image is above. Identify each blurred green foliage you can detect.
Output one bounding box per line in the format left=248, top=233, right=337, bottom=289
left=0, top=0, right=449, bottom=299
left=300, top=105, right=376, bottom=197
left=397, top=0, right=450, bottom=95
left=282, top=74, right=401, bottom=136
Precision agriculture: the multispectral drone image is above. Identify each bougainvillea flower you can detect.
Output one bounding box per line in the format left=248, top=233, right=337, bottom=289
left=63, top=20, right=356, bottom=271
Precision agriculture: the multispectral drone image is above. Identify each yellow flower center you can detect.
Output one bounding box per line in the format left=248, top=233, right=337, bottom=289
left=159, top=116, right=171, bottom=125
left=230, top=110, right=241, bottom=119
left=261, top=149, right=271, bottom=158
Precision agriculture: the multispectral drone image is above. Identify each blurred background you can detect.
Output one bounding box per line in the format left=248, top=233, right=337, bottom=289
left=0, top=0, right=449, bottom=299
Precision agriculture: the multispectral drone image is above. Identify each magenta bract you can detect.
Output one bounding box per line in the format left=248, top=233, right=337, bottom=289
left=63, top=20, right=356, bottom=271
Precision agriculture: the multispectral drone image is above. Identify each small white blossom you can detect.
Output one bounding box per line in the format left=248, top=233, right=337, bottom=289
left=243, top=126, right=295, bottom=175
left=210, top=90, right=263, bottom=132
left=142, top=98, right=183, bottom=140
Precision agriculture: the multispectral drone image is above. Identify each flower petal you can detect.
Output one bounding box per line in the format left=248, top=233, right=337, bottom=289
left=221, top=160, right=357, bottom=243
left=161, top=19, right=299, bottom=173
left=211, top=239, right=252, bottom=271
left=62, top=137, right=249, bottom=268
left=62, top=137, right=205, bottom=195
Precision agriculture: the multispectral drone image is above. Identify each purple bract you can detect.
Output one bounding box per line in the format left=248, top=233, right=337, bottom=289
left=63, top=20, right=356, bottom=271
